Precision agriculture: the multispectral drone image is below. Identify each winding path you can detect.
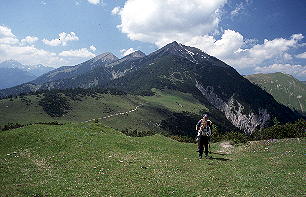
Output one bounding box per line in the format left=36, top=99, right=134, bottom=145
left=82, top=103, right=145, bottom=123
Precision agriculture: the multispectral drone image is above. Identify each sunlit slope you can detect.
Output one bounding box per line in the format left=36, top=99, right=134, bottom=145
left=0, top=89, right=212, bottom=136
left=0, top=123, right=304, bottom=196
left=246, top=72, right=306, bottom=114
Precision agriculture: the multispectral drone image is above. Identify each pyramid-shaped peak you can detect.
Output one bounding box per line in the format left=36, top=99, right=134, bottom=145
left=126, top=50, right=146, bottom=58
left=92, top=52, right=118, bottom=63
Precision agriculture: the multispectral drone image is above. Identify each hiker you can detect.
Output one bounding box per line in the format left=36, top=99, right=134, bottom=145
left=196, top=114, right=212, bottom=159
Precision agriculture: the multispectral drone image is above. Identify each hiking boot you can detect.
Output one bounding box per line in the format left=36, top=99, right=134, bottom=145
left=199, top=155, right=202, bottom=159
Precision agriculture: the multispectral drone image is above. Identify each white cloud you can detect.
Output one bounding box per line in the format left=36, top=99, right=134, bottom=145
left=0, top=25, right=96, bottom=67
left=59, top=48, right=95, bottom=58
left=42, top=32, right=79, bottom=46
left=282, top=53, right=293, bottom=61
left=0, top=25, right=63, bottom=66
left=187, top=31, right=304, bottom=70
left=0, top=25, right=15, bottom=37
left=0, top=25, right=19, bottom=45
left=186, top=29, right=244, bottom=60
left=116, top=0, right=227, bottom=47
left=120, top=48, right=136, bottom=56
left=255, top=64, right=306, bottom=78
left=0, top=37, right=19, bottom=45
left=296, top=52, right=306, bottom=59
left=21, top=36, right=39, bottom=45
left=112, top=6, right=121, bottom=15
left=87, top=0, right=100, bottom=5
left=0, top=43, right=66, bottom=67
left=113, top=0, right=305, bottom=79
left=89, top=45, right=96, bottom=51
left=224, top=34, right=304, bottom=69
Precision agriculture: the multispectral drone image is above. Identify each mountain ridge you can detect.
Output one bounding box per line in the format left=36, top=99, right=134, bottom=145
left=0, top=42, right=300, bottom=133
left=245, top=72, right=306, bottom=114
left=0, top=60, right=54, bottom=77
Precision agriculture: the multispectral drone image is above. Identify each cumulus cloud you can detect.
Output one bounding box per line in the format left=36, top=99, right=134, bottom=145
left=42, top=32, right=79, bottom=46
left=186, top=31, right=304, bottom=71
left=89, top=45, right=96, bottom=51
left=186, top=30, right=244, bottom=60
left=120, top=48, right=136, bottom=56
left=255, top=64, right=306, bottom=78
left=87, top=0, right=100, bottom=5
left=223, top=34, right=304, bottom=69
left=21, top=36, right=39, bottom=45
left=0, top=43, right=66, bottom=67
left=0, top=25, right=19, bottom=45
left=0, top=25, right=95, bottom=67
left=0, top=25, right=15, bottom=37
left=59, top=48, right=95, bottom=58
left=296, top=52, right=306, bottom=59
left=115, top=0, right=227, bottom=47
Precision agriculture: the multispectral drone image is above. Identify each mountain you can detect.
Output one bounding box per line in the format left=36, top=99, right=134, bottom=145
left=105, top=42, right=299, bottom=133
left=26, top=64, right=54, bottom=77
left=0, top=42, right=300, bottom=133
left=0, top=67, right=36, bottom=89
left=245, top=72, right=306, bottom=114
left=0, top=60, right=53, bottom=77
left=0, top=51, right=145, bottom=96
left=33, top=52, right=119, bottom=85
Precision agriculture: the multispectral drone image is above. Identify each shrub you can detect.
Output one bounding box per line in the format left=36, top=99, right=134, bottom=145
left=39, top=92, right=71, bottom=117
left=2, top=123, right=24, bottom=131
left=252, top=119, right=305, bottom=140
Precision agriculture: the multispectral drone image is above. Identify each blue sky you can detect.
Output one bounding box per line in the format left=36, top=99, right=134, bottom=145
left=0, top=0, right=305, bottom=80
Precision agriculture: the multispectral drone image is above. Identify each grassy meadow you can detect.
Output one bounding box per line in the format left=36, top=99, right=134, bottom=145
left=0, top=123, right=304, bottom=196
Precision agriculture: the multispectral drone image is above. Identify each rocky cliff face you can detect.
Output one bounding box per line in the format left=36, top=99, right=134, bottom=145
left=196, top=81, right=270, bottom=134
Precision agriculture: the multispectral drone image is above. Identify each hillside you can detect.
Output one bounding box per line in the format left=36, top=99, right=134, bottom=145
left=0, top=123, right=304, bottom=196
left=245, top=73, right=306, bottom=114
left=106, top=42, right=300, bottom=133
left=1, top=89, right=227, bottom=140
left=0, top=42, right=301, bottom=134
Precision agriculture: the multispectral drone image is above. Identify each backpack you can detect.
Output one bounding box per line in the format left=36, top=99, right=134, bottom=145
left=198, top=119, right=212, bottom=137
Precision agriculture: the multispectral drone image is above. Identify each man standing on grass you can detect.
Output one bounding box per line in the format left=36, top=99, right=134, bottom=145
left=196, top=114, right=212, bottom=159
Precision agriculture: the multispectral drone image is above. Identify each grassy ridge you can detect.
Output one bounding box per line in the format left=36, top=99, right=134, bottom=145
left=142, top=88, right=208, bottom=114
left=0, top=123, right=304, bottom=196
left=245, top=72, right=306, bottom=113
left=0, top=93, right=142, bottom=126
left=0, top=89, right=209, bottom=137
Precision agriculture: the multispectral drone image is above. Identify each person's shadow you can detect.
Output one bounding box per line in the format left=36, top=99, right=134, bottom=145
left=210, top=151, right=229, bottom=156
left=207, top=152, right=230, bottom=161
left=208, top=156, right=230, bottom=161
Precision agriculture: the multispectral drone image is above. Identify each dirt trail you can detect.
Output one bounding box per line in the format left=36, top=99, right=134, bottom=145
left=217, top=141, right=234, bottom=154
left=82, top=103, right=145, bottom=123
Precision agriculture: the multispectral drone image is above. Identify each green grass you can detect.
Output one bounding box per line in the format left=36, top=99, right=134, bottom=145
left=0, top=123, right=304, bottom=196
left=142, top=88, right=208, bottom=114
left=0, top=89, right=208, bottom=137
left=0, top=93, right=143, bottom=126
left=245, top=72, right=306, bottom=113
left=0, top=95, right=56, bottom=125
